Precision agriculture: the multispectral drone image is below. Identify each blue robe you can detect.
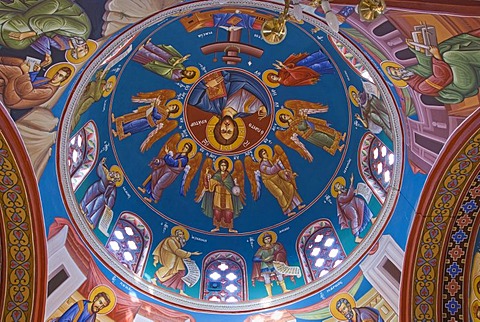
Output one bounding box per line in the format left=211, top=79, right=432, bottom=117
left=54, top=300, right=96, bottom=322
left=188, top=70, right=270, bottom=118
left=80, top=163, right=117, bottom=228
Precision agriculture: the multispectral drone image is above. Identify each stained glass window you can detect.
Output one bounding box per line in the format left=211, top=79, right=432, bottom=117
left=359, top=133, right=393, bottom=203
left=68, top=121, right=99, bottom=191
left=106, top=213, right=151, bottom=275
left=201, top=251, right=247, bottom=302
left=298, top=220, right=346, bottom=283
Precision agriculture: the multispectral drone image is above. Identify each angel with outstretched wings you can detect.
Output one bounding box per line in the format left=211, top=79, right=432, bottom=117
left=195, top=157, right=245, bottom=233
left=111, top=89, right=181, bottom=151
left=275, top=100, right=346, bottom=161
left=245, top=145, right=304, bottom=217
left=137, top=133, right=202, bottom=203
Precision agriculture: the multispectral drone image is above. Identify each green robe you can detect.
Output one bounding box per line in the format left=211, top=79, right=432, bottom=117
left=407, top=32, right=480, bottom=104
left=0, top=0, right=91, bottom=50
left=296, top=119, right=335, bottom=148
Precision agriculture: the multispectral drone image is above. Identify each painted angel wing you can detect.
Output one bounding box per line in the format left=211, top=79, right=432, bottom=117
left=194, top=157, right=213, bottom=202
left=273, top=145, right=297, bottom=189
left=131, top=89, right=176, bottom=104
left=275, top=128, right=313, bottom=162
left=244, top=155, right=261, bottom=201
left=156, top=133, right=181, bottom=159
left=180, top=152, right=203, bottom=196
left=232, top=160, right=246, bottom=205
left=284, top=100, right=328, bottom=116
left=140, top=119, right=178, bottom=153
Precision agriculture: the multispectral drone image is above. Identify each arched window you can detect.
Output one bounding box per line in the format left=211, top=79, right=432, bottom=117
left=68, top=121, right=99, bottom=191
left=106, top=213, right=151, bottom=275
left=297, top=220, right=346, bottom=283
left=201, top=251, right=247, bottom=302
left=359, top=133, right=394, bottom=203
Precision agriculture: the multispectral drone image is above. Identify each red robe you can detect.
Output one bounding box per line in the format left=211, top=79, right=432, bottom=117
left=406, top=57, right=453, bottom=96
left=278, top=53, right=320, bottom=86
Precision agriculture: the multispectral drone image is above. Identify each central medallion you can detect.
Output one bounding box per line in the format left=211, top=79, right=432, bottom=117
left=184, top=68, right=274, bottom=156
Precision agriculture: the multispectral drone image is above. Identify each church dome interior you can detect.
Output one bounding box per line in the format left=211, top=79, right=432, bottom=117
left=0, top=0, right=479, bottom=321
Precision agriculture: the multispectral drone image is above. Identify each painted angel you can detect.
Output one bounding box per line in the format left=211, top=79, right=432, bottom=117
left=245, top=145, right=305, bottom=217
left=138, top=133, right=202, bottom=203
left=111, top=89, right=181, bottom=152
left=275, top=100, right=345, bottom=162
left=195, top=157, right=245, bottom=233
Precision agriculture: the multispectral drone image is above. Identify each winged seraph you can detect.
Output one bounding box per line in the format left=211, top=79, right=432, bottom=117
left=284, top=99, right=328, bottom=116
left=137, top=89, right=179, bottom=153
left=180, top=151, right=203, bottom=196
left=275, top=129, right=314, bottom=162
left=131, top=89, right=176, bottom=104
left=244, top=156, right=261, bottom=200
left=273, top=145, right=298, bottom=189
left=155, top=133, right=182, bottom=161
left=140, top=120, right=178, bottom=152
left=194, top=157, right=213, bottom=202
left=232, top=160, right=246, bottom=206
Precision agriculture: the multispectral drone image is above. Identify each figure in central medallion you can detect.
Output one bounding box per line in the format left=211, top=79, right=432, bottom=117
left=185, top=68, right=273, bottom=155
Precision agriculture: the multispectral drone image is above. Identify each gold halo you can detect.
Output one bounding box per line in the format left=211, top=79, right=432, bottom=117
left=257, top=231, right=278, bottom=246
left=254, top=144, right=273, bottom=162
left=262, top=69, right=280, bottom=88
left=474, top=275, right=480, bottom=299
left=206, top=116, right=246, bottom=152
left=472, top=300, right=480, bottom=321
left=45, top=63, right=75, bottom=87
left=88, top=285, right=117, bottom=315
left=214, top=156, right=233, bottom=172
left=348, top=85, right=360, bottom=107
left=171, top=225, right=190, bottom=241
left=167, top=99, right=183, bottom=118
left=109, top=165, right=124, bottom=187
left=330, top=293, right=356, bottom=321
left=102, top=75, right=117, bottom=97
left=275, top=109, right=293, bottom=128
left=66, top=39, right=98, bottom=64
left=331, top=176, right=346, bottom=198
left=182, top=66, right=200, bottom=84
left=381, top=61, right=408, bottom=88
left=177, top=138, right=197, bottom=159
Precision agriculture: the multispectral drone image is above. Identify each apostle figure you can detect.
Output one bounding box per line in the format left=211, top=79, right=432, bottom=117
left=0, top=57, right=74, bottom=109
left=80, top=158, right=123, bottom=229
left=195, top=157, right=245, bottom=233
left=49, top=286, right=115, bottom=322
left=332, top=174, right=376, bottom=243
left=245, top=145, right=305, bottom=217
left=72, top=70, right=115, bottom=129
left=266, top=50, right=334, bottom=86
left=350, top=84, right=392, bottom=141
left=132, top=40, right=197, bottom=82
left=138, top=135, right=202, bottom=203
left=335, top=297, right=384, bottom=322
left=384, top=28, right=480, bottom=105
left=0, top=0, right=93, bottom=64
left=151, top=226, right=201, bottom=296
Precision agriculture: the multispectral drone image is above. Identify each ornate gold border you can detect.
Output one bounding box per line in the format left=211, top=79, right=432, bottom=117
left=401, top=108, right=480, bottom=321
left=0, top=105, right=47, bottom=321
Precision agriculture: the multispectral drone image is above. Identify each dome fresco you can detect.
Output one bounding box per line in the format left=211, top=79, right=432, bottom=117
left=1, top=0, right=479, bottom=321
left=58, top=1, right=401, bottom=310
